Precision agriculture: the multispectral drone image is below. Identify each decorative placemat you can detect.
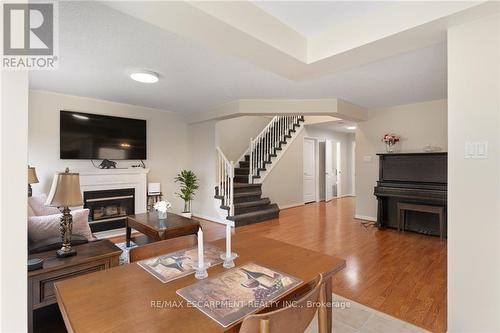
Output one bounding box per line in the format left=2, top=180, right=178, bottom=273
left=176, top=262, right=303, bottom=327
left=137, top=244, right=225, bottom=283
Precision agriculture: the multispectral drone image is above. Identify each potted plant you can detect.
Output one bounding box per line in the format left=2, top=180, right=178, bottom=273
left=174, top=170, right=199, bottom=218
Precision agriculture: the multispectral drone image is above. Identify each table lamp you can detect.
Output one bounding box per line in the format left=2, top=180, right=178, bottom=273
left=46, top=168, right=83, bottom=258
left=28, top=166, right=39, bottom=197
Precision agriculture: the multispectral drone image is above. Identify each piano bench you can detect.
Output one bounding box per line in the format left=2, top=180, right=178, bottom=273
left=397, top=203, right=445, bottom=240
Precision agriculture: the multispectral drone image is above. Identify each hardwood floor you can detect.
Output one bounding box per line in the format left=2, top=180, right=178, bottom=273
left=198, top=197, right=447, bottom=333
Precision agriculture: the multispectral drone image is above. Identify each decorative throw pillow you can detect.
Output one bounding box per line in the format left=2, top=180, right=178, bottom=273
left=28, top=194, right=60, bottom=216
left=28, top=208, right=93, bottom=242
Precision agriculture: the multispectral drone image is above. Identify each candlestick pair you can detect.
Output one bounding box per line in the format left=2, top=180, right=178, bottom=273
left=195, top=224, right=237, bottom=280
left=221, top=223, right=237, bottom=268
left=195, top=228, right=208, bottom=279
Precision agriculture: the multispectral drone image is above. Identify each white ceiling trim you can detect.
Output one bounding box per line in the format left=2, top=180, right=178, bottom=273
left=103, top=0, right=497, bottom=81
left=186, top=98, right=367, bottom=124
left=29, top=2, right=448, bottom=114
left=188, top=1, right=307, bottom=62
left=307, top=1, right=485, bottom=62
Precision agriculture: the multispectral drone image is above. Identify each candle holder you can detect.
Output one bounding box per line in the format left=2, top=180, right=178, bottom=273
left=194, top=263, right=209, bottom=279
left=220, top=252, right=238, bottom=269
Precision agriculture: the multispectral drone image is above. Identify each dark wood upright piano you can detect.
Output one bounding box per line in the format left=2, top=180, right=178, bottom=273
left=374, top=152, right=447, bottom=237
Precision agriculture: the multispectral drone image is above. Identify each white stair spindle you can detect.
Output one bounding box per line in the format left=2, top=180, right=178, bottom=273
left=226, top=169, right=229, bottom=206
left=249, top=138, right=253, bottom=183
left=230, top=161, right=234, bottom=216
left=222, top=161, right=226, bottom=197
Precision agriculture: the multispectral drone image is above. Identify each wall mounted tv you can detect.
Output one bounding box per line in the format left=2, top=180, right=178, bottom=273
left=60, top=111, right=147, bottom=160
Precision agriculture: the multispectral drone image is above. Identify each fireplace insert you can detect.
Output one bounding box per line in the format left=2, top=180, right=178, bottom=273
left=83, top=188, right=135, bottom=233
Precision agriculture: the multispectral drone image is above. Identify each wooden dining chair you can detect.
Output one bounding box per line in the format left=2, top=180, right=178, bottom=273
left=239, top=274, right=327, bottom=333
left=128, top=235, right=197, bottom=263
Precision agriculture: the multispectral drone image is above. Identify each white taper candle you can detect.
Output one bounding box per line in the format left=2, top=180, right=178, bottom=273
left=226, top=224, right=231, bottom=258
left=197, top=228, right=204, bottom=269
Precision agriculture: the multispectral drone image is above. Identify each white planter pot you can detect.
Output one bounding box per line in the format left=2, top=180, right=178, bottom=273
left=181, top=212, right=192, bottom=218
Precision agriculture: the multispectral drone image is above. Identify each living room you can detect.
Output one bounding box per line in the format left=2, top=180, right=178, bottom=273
left=1, top=1, right=500, bottom=333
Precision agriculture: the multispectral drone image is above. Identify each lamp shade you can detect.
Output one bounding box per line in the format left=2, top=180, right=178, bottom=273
left=46, top=168, right=83, bottom=207
left=28, top=166, right=39, bottom=184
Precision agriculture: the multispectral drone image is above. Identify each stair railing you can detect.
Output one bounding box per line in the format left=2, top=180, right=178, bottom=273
left=216, top=147, right=234, bottom=216
left=249, top=116, right=301, bottom=184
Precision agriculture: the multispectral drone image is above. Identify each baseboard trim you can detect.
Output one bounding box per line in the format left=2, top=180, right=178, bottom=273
left=354, top=214, right=377, bottom=222
left=279, top=202, right=305, bottom=210
left=193, top=214, right=233, bottom=226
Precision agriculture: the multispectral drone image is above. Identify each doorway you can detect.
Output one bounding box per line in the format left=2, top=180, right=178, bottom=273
left=303, top=137, right=317, bottom=203
left=325, top=140, right=341, bottom=201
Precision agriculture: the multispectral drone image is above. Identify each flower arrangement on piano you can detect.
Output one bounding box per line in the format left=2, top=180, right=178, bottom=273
left=382, top=133, right=400, bottom=153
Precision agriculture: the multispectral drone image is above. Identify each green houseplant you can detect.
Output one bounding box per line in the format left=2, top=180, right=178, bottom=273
left=174, top=170, right=199, bottom=218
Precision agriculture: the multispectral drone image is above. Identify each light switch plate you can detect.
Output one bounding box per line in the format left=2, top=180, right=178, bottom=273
left=465, top=142, right=476, bottom=158
left=475, top=141, right=488, bottom=159
left=465, top=141, right=488, bottom=159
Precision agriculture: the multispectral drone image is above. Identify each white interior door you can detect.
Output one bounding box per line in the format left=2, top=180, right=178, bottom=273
left=303, top=138, right=316, bottom=203
left=336, top=142, right=341, bottom=197
left=325, top=140, right=335, bottom=201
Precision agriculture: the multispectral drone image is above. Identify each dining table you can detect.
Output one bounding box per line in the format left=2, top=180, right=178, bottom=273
left=54, top=233, right=346, bottom=333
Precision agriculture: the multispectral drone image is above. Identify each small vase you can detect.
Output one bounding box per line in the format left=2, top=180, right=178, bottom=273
left=157, top=210, right=167, bottom=220
left=385, top=142, right=395, bottom=153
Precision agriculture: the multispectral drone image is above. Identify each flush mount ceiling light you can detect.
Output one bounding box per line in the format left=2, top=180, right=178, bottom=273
left=346, top=126, right=357, bottom=130
left=130, top=71, right=159, bottom=83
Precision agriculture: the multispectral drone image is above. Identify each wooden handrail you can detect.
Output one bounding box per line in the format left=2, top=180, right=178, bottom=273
left=249, top=116, right=301, bottom=184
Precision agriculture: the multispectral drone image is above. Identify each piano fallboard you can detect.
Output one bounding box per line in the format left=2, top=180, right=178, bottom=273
left=374, top=186, right=447, bottom=202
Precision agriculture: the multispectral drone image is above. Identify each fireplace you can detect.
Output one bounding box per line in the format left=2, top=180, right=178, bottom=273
left=83, top=188, right=135, bottom=233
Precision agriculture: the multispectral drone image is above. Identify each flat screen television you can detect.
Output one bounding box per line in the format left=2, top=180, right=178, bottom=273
left=60, top=111, right=147, bottom=160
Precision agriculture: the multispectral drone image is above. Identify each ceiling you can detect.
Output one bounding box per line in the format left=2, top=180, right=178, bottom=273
left=309, top=119, right=359, bottom=134
left=253, top=1, right=392, bottom=37
left=29, top=1, right=447, bottom=114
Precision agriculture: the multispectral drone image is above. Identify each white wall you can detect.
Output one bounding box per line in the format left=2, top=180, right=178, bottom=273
left=215, top=116, right=270, bottom=162
left=0, top=71, right=29, bottom=332
left=28, top=91, right=190, bottom=213
left=448, top=14, right=500, bottom=332
left=355, top=99, right=448, bottom=220
left=261, top=125, right=356, bottom=208
left=188, top=120, right=224, bottom=222
left=261, top=130, right=306, bottom=208
left=305, top=126, right=355, bottom=197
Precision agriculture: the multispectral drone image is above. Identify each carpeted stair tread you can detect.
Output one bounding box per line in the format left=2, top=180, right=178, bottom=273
left=235, top=198, right=271, bottom=208
left=234, top=183, right=261, bottom=189
left=214, top=116, right=306, bottom=226
left=220, top=198, right=271, bottom=211
left=227, top=204, right=279, bottom=222
left=233, top=190, right=261, bottom=197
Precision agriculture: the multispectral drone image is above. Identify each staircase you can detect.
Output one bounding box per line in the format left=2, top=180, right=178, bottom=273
left=215, top=116, right=305, bottom=227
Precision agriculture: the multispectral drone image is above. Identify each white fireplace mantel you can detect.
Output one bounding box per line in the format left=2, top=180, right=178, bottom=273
left=78, top=168, right=150, bottom=214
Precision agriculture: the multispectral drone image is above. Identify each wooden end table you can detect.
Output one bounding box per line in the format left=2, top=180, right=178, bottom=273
left=28, top=239, right=121, bottom=333
left=126, top=212, right=201, bottom=247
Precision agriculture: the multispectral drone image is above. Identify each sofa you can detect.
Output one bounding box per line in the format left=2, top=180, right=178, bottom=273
left=28, top=194, right=95, bottom=254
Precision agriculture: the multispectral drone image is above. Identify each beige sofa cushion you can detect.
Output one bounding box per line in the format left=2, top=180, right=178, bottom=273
left=28, top=194, right=60, bottom=216
left=28, top=208, right=93, bottom=242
